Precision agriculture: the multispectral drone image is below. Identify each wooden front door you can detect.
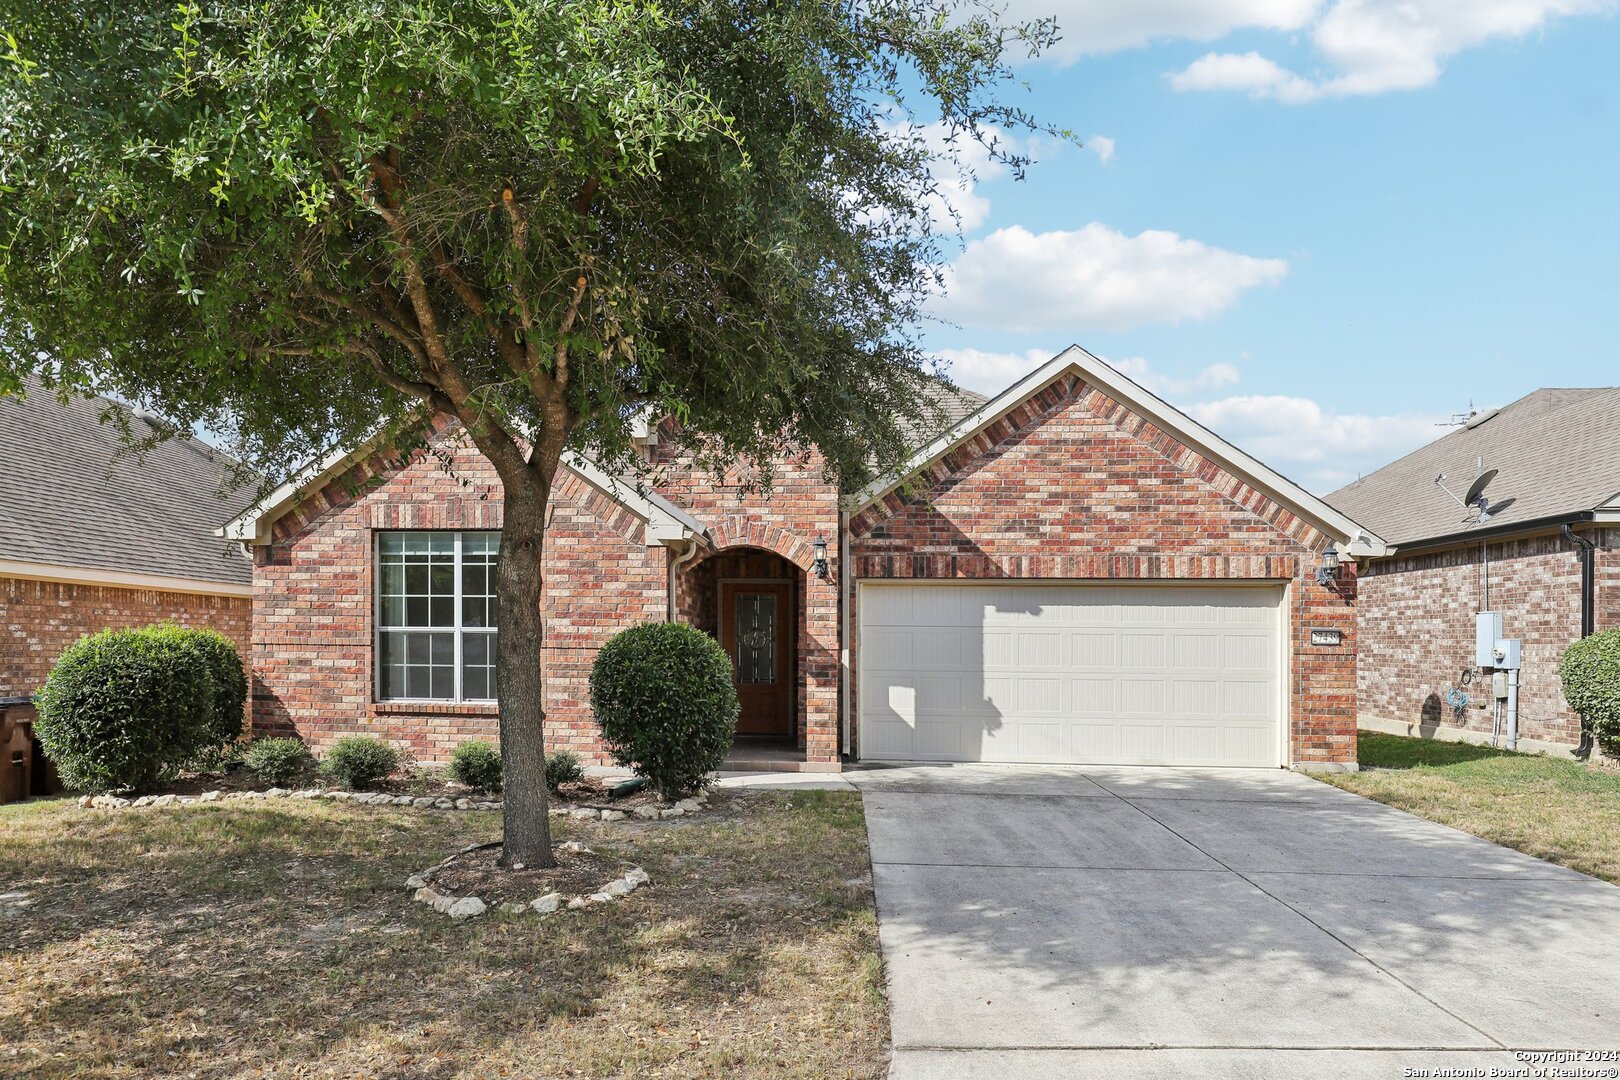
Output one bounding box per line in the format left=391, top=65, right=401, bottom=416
left=719, top=581, right=794, bottom=737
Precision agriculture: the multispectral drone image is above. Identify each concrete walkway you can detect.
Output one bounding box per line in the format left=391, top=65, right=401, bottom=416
left=847, top=763, right=1620, bottom=1079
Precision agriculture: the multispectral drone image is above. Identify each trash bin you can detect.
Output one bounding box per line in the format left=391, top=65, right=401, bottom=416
left=0, top=697, right=34, bottom=805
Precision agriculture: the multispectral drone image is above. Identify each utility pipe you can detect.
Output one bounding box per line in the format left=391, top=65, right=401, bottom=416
left=1506, top=668, right=1520, bottom=752
left=839, top=510, right=853, bottom=760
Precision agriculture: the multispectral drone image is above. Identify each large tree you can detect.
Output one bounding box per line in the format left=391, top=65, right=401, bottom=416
left=0, top=0, right=1057, bottom=865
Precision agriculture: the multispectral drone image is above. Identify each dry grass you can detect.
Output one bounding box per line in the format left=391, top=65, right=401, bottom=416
left=0, top=789, right=886, bottom=1079
left=1321, top=732, right=1620, bottom=883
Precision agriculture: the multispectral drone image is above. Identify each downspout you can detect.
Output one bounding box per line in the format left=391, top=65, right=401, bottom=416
left=839, top=510, right=853, bottom=760
left=1562, top=523, right=1597, bottom=759
left=667, top=537, right=702, bottom=623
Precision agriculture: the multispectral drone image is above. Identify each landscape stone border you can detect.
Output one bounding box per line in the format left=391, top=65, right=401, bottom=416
left=76, top=786, right=711, bottom=820
left=406, top=840, right=651, bottom=920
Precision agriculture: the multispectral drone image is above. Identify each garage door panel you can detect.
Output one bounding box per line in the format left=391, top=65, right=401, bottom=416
left=860, top=583, right=1282, bottom=768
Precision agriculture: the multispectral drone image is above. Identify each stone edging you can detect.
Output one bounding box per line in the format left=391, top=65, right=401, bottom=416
left=77, top=786, right=711, bottom=819
left=406, top=840, right=650, bottom=921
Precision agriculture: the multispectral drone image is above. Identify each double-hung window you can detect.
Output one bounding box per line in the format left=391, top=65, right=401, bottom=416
left=375, top=531, right=499, bottom=702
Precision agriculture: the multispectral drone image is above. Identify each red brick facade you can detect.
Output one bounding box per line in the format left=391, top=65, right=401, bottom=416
left=249, top=365, right=1360, bottom=770
left=252, top=430, right=668, bottom=763
left=1, top=575, right=251, bottom=700
left=849, top=374, right=1358, bottom=767
left=1355, top=528, right=1620, bottom=747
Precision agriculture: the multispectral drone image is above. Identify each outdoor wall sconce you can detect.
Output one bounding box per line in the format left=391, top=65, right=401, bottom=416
left=812, top=537, right=830, bottom=580
left=1315, top=542, right=1341, bottom=587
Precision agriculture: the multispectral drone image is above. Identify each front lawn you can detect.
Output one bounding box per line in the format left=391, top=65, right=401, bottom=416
left=1321, top=732, right=1620, bottom=884
left=0, top=790, right=886, bottom=1079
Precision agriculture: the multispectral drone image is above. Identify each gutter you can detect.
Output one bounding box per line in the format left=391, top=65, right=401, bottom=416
left=1375, top=511, right=1597, bottom=558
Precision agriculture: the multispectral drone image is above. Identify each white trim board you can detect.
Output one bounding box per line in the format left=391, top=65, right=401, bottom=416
left=219, top=438, right=706, bottom=549
left=0, top=558, right=254, bottom=598
left=844, top=346, right=1386, bottom=557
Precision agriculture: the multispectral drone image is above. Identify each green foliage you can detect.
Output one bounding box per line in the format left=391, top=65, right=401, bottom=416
left=0, top=0, right=1060, bottom=489
left=160, top=627, right=248, bottom=745
left=321, top=735, right=402, bottom=791
left=34, top=627, right=217, bottom=792
left=448, top=740, right=502, bottom=792
left=242, top=737, right=316, bottom=786
left=1561, top=629, right=1620, bottom=755
left=544, top=749, right=584, bottom=794
left=590, top=622, right=738, bottom=800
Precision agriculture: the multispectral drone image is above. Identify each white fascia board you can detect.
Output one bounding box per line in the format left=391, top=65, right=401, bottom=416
left=0, top=558, right=254, bottom=598
left=217, top=440, right=374, bottom=544
left=559, top=452, right=705, bottom=546
left=217, top=431, right=706, bottom=549
left=845, top=344, right=1387, bottom=555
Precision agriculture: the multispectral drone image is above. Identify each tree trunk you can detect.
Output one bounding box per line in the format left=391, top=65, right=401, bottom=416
left=494, top=473, right=555, bottom=868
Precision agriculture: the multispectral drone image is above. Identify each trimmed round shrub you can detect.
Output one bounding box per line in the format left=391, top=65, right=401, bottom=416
left=176, top=628, right=248, bottom=745
left=590, top=622, right=739, bottom=800
left=322, top=735, right=402, bottom=790
left=545, top=749, right=584, bottom=794
left=1560, top=628, right=1620, bottom=756
left=242, top=737, right=316, bottom=786
left=448, top=741, right=502, bottom=792
left=35, top=627, right=216, bottom=792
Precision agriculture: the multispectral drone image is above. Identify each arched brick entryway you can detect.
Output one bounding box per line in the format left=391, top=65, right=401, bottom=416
left=673, top=535, right=841, bottom=769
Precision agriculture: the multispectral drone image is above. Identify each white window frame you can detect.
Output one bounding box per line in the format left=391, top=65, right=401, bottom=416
left=373, top=530, right=499, bottom=704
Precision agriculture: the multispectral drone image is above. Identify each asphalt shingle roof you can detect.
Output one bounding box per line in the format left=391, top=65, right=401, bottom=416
left=1326, top=387, right=1620, bottom=546
left=0, top=378, right=258, bottom=585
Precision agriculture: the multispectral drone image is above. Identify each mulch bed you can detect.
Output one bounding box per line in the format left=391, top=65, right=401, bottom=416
left=428, top=844, right=624, bottom=905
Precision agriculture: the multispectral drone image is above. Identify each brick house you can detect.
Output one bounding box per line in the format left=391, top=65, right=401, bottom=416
left=1328, top=387, right=1620, bottom=755
left=225, top=347, right=1376, bottom=772
left=1, top=378, right=256, bottom=721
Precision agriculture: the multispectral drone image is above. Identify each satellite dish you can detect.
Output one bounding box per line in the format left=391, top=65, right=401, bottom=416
left=1464, top=469, right=1498, bottom=507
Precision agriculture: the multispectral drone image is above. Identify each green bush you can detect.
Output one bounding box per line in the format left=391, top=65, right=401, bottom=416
left=176, top=628, right=248, bottom=745
left=322, top=735, right=402, bottom=790
left=590, top=622, right=739, bottom=800
left=243, top=737, right=316, bottom=786
left=1560, top=628, right=1620, bottom=755
left=545, top=749, right=584, bottom=794
left=34, top=626, right=217, bottom=792
left=448, top=741, right=502, bottom=792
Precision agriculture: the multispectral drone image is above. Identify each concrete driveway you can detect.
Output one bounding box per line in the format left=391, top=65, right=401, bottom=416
left=848, top=763, right=1620, bottom=1079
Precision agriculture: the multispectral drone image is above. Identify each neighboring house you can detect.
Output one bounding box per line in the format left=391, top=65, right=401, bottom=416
left=1328, top=387, right=1620, bottom=754
left=0, top=377, right=258, bottom=702
left=224, top=347, right=1377, bottom=772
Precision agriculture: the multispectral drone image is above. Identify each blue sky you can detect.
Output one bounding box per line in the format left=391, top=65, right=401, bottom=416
left=921, top=0, right=1620, bottom=493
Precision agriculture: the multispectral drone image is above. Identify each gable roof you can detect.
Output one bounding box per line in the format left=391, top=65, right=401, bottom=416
left=219, top=437, right=706, bottom=548
left=0, top=377, right=257, bottom=590
left=1326, top=386, right=1620, bottom=548
left=845, top=346, right=1385, bottom=555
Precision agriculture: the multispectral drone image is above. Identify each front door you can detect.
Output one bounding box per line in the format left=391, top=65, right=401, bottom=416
left=719, top=581, right=794, bottom=737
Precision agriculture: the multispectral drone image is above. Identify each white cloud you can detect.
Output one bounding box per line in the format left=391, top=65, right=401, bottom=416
left=1003, top=0, right=1321, bottom=61
left=937, top=223, right=1287, bottom=334
left=880, top=120, right=1018, bottom=232
left=936, top=347, right=1056, bottom=394
left=1169, top=0, right=1620, bottom=102
left=1112, top=356, right=1240, bottom=397
left=1087, top=135, right=1117, bottom=165
left=932, top=351, right=1443, bottom=491
left=1170, top=51, right=1322, bottom=103
left=1186, top=394, right=1444, bottom=491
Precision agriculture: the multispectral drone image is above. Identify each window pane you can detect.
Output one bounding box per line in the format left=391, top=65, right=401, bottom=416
left=379, top=631, right=407, bottom=698
left=429, top=594, right=454, bottom=628
left=462, top=632, right=497, bottom=701
left=735, top=593, right=777, bottom=684
left=405, top=596, right=429, bottom=628
left=405, top=562, right=429, bottom=596
left=380, top=533, right=406, bottom=556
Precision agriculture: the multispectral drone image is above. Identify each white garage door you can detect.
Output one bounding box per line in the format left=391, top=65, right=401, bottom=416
left=858, top=583, right=1284, bottom=767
